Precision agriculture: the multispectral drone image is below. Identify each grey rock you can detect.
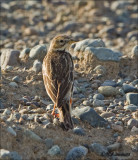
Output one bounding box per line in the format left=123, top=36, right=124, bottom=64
left=24, top=129, right=42, bottom=142
left=82, top=100, right=91, bottom=106
left=72, top=32, right=86, bottom=40
left=111, top=1, right=131, bottom=11
left=93, top=65, right=106, bottom=75
left=46, top=104, right=54, bottom=110
left=1, top=49, right=20, bottom=70
left=100, top=112, right=115, bottom=118
left=63, top=21, right=78, bottom=32
left=3, top=108, right=11, bottom=116
left=89, top=143, right=108, bottom=156
left=93, top=99, right=105, bottom=107
left=45, top=138, right=54, bottom=149
left=126, top=93, right=138, bottom=106
left=48, top=145, right=61, bottom=156
left=107, top=143, right=121, bottom=152
left=132, top=79, right=138, bottom=86
left=124, top=104, right=138, bottom=112
left=19, top=48, right=30, bottom=59
left=12, top=76, right=20, bottom=83
left=127, top=119, right=138, bottom=129
left=101, top=80, right=116, bottom=87
left=29, top=44, right=47, bottom=61
left=98, top=86, right=118, bottom=96
left=73, top=127, right=85, bottom=136
left=131, top=45, right=138, bottom=57
left=117, top=79, right=124, bottom=86
left=5, top=66, right=13, bottom=72
left=72, top=106, right=107, bottom=127
left=0, top=101, right=4, bottom=109
left=9, top=82, right=18, bottom=88
left=0, top=149, right=22, bottom=160
left=66, top=146, right=88, bottom=160
left=32, top=59, right=42, bottom=73
left=85, top=47, right=122, bottom=62
left=7, top=126, right=17, bottom=136
left=93, top=94, right=104, bottom=100
left=71, top=39, right=105, bottom=52
left=123, top=84, right=137, bottom=93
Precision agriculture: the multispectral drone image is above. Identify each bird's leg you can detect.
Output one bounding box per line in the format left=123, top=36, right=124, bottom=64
left=70, top=98, right=72, bottom=106
left=51, top=104, right=59, bottom=118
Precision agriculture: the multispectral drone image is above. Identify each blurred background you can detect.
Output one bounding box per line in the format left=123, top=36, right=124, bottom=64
left=1, top=0, right=137, bottom=55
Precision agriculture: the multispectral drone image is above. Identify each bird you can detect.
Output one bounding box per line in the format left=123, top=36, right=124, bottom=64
left=42, top=35, right=75, bottom=130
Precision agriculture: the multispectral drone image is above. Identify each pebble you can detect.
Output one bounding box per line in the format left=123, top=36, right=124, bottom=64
left=100, top=112, right=115, bottom=118
left=101, top=80, right=116, bottom=87
left=32, top=59, right=42, bottom=73
left=93, top=65, right=106, bottom=75
left=126, top=93, right=138, bottom=105
left=93, top=93, right=104, bottom=100
left=72, top=106, right=107, bottom=127
left=93, top=99, right=105, bottom=107
left=89, top=143, right=108, bottom=156
left=45, top=138, right=54, bottom=149
left=111, top=124, right=123, bottom=132
left=66, top=146, right=88, bottom=160
left=131, top=45, right=138, bottom=57
left=124, top=104, right=138, bottom=112
left=98, top=86, right=118, bottom=96
left=0, top=149, right=22, bottom=160
left=12, top=76, right=20, bottom=83
left=3, top=108, right=11, bottom=116
left=107, top=143, right=121, bottom=152
left=19, top=48, right=30, bottom=59
left=73, top=127, right=85, bottom=136
left=127, top=119, right=138, bottom=129
left=9, top=82, right=18, bottom=88
left=48, top=145, right=61, bottom=156
left=24, top=129, right=43, bottom=142
left=132, top=111, right=138, bottom=119
left=29, top=44, right=47, bottom=61
left=122, top=83, right=137, bottom=93
left=82, top=100, right=91, bottom=106
left=131, top=126, right=138, bottom=132
left=7, top=126, right=17, bottom=136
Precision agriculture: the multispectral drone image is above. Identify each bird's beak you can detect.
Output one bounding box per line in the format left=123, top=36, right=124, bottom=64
left=69, top=39, right=77, bottom=44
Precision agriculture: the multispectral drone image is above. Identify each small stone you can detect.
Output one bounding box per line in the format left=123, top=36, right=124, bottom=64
left=7, top=126, right=16, bottom=136
left=132, top=111, right=138, bottom=119
left=0, top=149, right=22, bottom=160
left=3, top=108, right=11, bottom=116
left=19, top=109, right=29, bottom=114
left=29, top=44, right=47, bottom=62
left=122, top=84, right=137, bottom=93
left=93, top=93, right=104, bottom=100
left=19, top=48, right=30, bottom=59
left=24, top=27, right=37, bottom=36
left=24, top=129, right=42, bottom=142
left=93, top=99, right=104, bottom=107
left=66, top=146, right=88, bottom=160
left=101, top=80, right=116, bottom=87
left=73, top=127, right=85, bottom=136
left=32, top=59, right=42, bottom=73
left=42, top=119, right=50, bottom=125
left=46, top=104, right=54, bottom=110
left=111, top=124, right=123, bottom=132
left=126, top=93, right=138, bottom=106
left=83, top=100, right=91, bottom=106
left=107, top=143, right=121, bottom=152
left=100, top=112, right=115, bottom=118
left=131, top=126, right=138, bottom=132
left=74, top=63, right=79, bottom=69
left=5, top=65, right=13, bottom=71
left=9, top=82, right=18, bottom=88
left=45, top=138, right=54, bottom=149
left=124, top=104, right=138, bottom=112
left=93, top=65, right=106, bottom=75
left=98, top=86, right=118, bottom=96
left=131, top=45, right=138, bottom=57
left=12, top=76, right=20, bottom=83
left=48, top=145, right=61, bottom=156
left=89, top=143, right=108, bottom=156
left=127, top=119, right=138, bottom=129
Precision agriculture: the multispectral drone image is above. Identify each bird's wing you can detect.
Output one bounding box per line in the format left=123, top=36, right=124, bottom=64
left=43, top=51, right=74, bottom=106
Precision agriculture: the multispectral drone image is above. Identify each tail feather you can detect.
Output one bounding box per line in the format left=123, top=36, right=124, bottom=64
left=58, top=101, right=73, bottom=130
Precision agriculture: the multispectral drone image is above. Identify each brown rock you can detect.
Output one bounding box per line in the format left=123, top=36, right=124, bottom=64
left=100, top=112, right=115, bottom=118
left=111, top=124, right=123, bottom=132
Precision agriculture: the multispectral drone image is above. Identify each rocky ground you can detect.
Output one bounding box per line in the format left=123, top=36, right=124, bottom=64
left=0, top=0, right=138, bottom=160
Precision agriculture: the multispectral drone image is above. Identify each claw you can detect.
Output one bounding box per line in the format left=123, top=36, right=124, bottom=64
left=51, top=104, right=59, bottom=118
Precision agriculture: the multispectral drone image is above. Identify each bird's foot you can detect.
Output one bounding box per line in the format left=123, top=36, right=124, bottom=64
left=51, top=111, right=59, bottom=118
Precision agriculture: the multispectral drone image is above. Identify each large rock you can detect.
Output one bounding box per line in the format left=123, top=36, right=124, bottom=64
left=1, top=49, right=20, bottom=70
left=66, top=146, right=88, bottom=160
left=70, top=39, right=122, bottom=79
left=98, top=86, right=118, bottom=96
left=72, top=106, right=107, bottom=127
left=29, top=44, right=47, bottom=61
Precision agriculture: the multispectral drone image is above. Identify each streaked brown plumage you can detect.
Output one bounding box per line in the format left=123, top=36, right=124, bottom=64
left=42, top=35, right=75, bottom=130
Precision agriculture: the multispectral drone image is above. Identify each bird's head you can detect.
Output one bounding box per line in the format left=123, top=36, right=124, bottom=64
left=49, top=35, right=76, bottom=52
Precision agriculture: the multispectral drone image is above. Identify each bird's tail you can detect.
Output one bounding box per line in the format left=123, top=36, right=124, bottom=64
left=58, top=100, right=73, bottom=131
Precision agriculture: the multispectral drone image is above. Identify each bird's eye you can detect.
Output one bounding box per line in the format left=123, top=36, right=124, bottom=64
left=60, top=40, right=64, bottom=43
